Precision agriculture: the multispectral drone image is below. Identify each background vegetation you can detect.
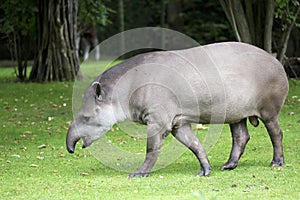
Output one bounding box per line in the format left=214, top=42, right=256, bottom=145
left=0, top=0, right=300, bottom=81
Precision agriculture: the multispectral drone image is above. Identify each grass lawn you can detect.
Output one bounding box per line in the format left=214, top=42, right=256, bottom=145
left=0, top=63, right=299, bottom=200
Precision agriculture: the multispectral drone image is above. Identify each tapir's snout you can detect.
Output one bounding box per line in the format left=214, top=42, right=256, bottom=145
left=66, top=125, right=81, bottom=154
left=67, top=144, right=75, bottom=154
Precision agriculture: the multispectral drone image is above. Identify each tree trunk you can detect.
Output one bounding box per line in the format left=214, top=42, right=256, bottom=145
left=254, top=1, right=263, bottom=48
left=264, top=0, right=275, bottom=53
left=220, top=0, right=241, bottom=41
left=161, top=0, right=166, bottom=49
left=231, top=0, right=252, bottom=44
left=118, top=0, right=125, bottom=55
left=277, top=6, right=300, bottom=64
left=220, top=0, right=275, bottom=53
left=167, top=0, right=184, bottom=32
left=30, top=0, right=79, bottom=82
left=12, top=31, right=28, bottom=81
left=245, top=0, right=255, bottom=43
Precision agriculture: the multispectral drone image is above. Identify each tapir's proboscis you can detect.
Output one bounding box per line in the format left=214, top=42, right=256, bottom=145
left=66, top=42, right=288, bottom=177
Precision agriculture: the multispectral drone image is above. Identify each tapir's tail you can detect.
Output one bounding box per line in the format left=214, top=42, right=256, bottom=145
left=249, top=116, right=259, bottom=127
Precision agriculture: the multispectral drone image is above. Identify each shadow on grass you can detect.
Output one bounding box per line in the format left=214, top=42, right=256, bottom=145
left=76, top=153, right=274, bottom=179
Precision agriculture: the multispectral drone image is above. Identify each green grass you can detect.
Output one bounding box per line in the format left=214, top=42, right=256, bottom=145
left=0, top=64, right=300, bottom=200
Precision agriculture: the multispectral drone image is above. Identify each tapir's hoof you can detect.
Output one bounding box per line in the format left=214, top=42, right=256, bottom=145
left=270, top=157, right=284, bottom=167
left=128, top=172, right=150, bottom=178
left=197, top=169, right=210, bottom=177
left=221, top=161, right=238, bottom=170
left=197, top=164, right=210, bottom=177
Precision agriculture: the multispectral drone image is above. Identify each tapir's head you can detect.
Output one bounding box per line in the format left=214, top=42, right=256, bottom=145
left=66, top=81, right=116, bottom=153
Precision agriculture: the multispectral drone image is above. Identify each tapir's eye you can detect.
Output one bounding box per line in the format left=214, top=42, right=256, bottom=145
left=82, top=116, right=90, bottom=123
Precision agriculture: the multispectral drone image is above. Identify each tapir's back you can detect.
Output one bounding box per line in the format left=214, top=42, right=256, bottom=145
left=99, top=42, right=288, bottom=123
left=102, top=42, right=287, bottom=90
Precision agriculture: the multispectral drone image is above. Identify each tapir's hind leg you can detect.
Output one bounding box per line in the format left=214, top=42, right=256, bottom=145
left=263, top=117, right=284, bottom=167
left=222, top=118, right=250, bottom=170
left=172, top=124, right=210, bottom=176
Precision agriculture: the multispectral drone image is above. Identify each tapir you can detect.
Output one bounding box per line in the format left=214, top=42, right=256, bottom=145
left=66, top=42, right=288, bottom=177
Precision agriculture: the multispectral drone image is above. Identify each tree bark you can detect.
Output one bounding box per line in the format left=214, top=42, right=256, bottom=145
left=30, top=0, right=79, bottom=82
left=245, top=1, right=255, bottom=43
left=231, top=0, right=252, bottom=44
left=220, top=0, right=275, bottom=53
left=220, top=0, right=252, bottom=43
left=264, top=0, right=275, bottom=53
left=167, top=0, right=184, bottom=32
left=12, top=31, right=28, bottom=81
left=161, top=0, right=166, bottom=49
left=277, top=6, right=300, bottom=64
left=118, top=0, right=125, bottom=55
left=220, top=0, right=241, bottom=42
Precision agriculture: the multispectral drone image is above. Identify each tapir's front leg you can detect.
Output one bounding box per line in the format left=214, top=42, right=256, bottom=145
left=128, top=123, right=167, bottom=178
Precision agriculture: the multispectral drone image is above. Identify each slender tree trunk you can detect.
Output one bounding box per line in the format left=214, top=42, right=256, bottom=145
left=119, top=0, right=124, bottom=33
left=264, top=0, right=275, bottom=53
left=30, top=0, right=79, bottom=82
left=160, top=0, right=166, bottom=27
left=220, top=0, right=275, bottom=53
left=277, top=7, right=300, bottom=64
left=220, top=0, right=241, bottom=41
left=231, top=0, right=252, bottom=43
left=160, top=0, right=166, bottom=49
left=220, top=0, right=251, bottom=43
left=167, top=0, right=184, bottom=32
left=245, top=0, right=255, bottom=43
left=254, top=0, right=263, bottom=48
left=118, top=0, right=125, bottom=55
left=13, top=31, right=28, bottom=81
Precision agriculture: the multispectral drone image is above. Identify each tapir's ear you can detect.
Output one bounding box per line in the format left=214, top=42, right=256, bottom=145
left=91, top=81, right=102, bottom=101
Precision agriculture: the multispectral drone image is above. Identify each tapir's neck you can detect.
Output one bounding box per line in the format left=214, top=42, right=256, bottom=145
left=111, top=102, right=128, bottom=123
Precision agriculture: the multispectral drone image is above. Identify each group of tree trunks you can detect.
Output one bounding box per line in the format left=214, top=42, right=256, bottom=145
left=11, top=0, right=300, bottom=81
left=29, top=0, right=79, bottom=82
left=220, top=0, right=300, bottom=64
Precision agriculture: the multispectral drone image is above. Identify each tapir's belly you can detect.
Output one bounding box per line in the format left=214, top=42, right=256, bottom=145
left=175, top=79, right=260, bottom=125
left=178, top=102, right=256, bottom=125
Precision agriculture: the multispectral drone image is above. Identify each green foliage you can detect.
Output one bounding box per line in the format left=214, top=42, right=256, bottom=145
left=0, top=65, right=299, bottom=199
left=275, top=0, right=300, bottom=30
left=78, top=0, right=113, bottom=28
left=182, top=0, right=233, bottom=44
left=0, top=0, right=37, bottom=80
left=100, top=0, right=233, bottom=44
left=0, top=0, right=37, bottom=40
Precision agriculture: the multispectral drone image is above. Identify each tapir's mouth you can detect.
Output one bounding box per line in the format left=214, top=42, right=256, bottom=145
left=67, top=137, right=91, bottom=153
left=66, top=125, right=105, bottom=153
left=81, top=137, right=88, bottom=149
